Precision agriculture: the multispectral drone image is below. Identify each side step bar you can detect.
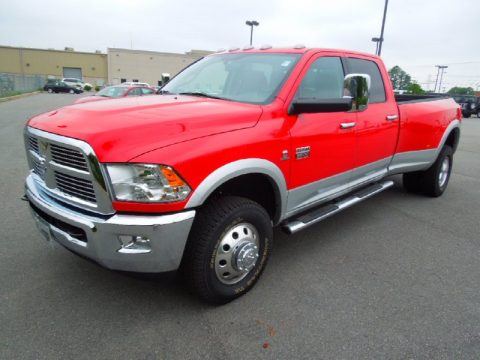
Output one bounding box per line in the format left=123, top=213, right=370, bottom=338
left=282, top=180, right=394, bottom=234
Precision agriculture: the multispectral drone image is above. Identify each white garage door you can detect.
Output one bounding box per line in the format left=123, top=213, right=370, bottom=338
left=63, top=67, right=82, bottom=79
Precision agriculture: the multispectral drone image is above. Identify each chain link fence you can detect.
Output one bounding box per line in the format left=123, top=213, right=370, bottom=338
left=0, top=73, right=47, bottom=96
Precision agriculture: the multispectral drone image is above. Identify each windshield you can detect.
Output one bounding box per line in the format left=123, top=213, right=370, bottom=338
left=96, top=86, right=129, bottom=97
left=162, top=53, right=301, bottom=104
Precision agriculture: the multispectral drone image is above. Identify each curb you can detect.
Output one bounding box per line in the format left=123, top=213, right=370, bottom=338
left=0, top=91, right=41, bottom=103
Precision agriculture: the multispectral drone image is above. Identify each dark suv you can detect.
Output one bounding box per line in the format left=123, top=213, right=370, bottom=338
left=453, top=95, right=479, bottom=118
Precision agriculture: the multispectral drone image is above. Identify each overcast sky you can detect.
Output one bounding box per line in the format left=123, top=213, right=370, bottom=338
left=1, top=0, right=479, bottom=91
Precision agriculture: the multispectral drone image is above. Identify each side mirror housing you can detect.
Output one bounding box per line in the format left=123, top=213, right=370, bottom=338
left=343, top=74, right=371, bottom=111
left=289, top=73, right=371, bottom=115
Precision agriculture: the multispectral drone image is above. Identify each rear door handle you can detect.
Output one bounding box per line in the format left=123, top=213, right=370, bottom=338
left=340, top=122, right=356, bottom=129
left=386, top=115, right=398, bottom=121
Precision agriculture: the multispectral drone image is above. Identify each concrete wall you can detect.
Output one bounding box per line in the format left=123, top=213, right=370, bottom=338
left=108, top=48, right=212, bottom=86
left=0, top=46, right=108, bottom=86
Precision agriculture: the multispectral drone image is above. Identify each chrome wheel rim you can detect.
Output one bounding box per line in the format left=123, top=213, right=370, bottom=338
left=214, top=222, right=260, bottom=285
left=438, top=157, right=450, bottom=188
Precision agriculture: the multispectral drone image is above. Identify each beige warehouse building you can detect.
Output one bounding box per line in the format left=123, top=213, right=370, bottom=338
left=107, top=48, right=212, bottom=86
left=0, top=45, right=212, bottom=94
left=0, top=45, right=108, bottom=91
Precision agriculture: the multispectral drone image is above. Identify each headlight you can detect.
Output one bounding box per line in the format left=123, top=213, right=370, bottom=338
left=106, top=164, right=191, bottom=203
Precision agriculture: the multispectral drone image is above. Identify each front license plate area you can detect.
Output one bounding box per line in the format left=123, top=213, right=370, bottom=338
left=30, top=208, right=52, bottom=242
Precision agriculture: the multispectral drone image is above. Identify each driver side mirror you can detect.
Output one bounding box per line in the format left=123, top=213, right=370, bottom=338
left=289, top=73, right=371, bottom=115
left=343, top=73, right=371, bottom=111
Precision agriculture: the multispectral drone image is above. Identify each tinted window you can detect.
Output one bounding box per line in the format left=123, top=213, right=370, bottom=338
left=346, top=58, right=386, bottom=103
left=141, top=88, right=154, bottom=95
left=127, top=88, right=142, bottom=96
left=295, top=57, right=344, bottom=100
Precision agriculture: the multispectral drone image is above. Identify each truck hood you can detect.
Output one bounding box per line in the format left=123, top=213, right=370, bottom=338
left=28, top=95, right=263, bottom=162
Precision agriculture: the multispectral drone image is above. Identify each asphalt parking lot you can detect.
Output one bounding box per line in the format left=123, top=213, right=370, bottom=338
left=1, top=93, right=480, bottom=359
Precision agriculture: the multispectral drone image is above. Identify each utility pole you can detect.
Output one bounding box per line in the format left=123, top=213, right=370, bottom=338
left=434, top=65, right=448, bottom=93
left=437, top=65, right=448, bottom=93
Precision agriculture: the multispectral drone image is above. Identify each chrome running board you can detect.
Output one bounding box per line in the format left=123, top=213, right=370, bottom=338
left=282, top=180, right=394, bottom=234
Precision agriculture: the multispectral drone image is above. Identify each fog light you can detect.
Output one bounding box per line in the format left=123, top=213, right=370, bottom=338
left=117, top=235, right=151, bottom=254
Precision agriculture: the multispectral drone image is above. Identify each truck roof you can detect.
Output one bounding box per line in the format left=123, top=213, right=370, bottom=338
left=214, top=46, right=380, bottom=60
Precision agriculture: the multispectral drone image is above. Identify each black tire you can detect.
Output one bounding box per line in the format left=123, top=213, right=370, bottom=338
left=182, top=196, right=273, bottom=304
left=463, top=113, right=471, bottom=118
left=403, top=145, right=453, bottom=197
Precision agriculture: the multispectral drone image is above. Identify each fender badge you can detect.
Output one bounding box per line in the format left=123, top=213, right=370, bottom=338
left=281, top=150, right=290, bottom=161
left=296, top=146, right=311, bottom=160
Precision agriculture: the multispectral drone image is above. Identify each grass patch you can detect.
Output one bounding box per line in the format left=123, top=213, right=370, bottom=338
left=0, top=90, right=36, bottom=98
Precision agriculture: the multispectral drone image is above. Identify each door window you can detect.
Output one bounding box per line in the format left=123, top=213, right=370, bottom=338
left=345, top=58, right=386, bottom=103
left=141, top=88, right=154, bottom=95
left=295, top=57, right=344, bottom=100
left=127, top=88, right=142, bottom=96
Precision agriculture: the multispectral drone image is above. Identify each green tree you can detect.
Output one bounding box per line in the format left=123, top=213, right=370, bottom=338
left=388, top=65, right=412, bottom=90
left=406, top=82, right=425, bottom=95
left=447, top=86, right=475, bottom=95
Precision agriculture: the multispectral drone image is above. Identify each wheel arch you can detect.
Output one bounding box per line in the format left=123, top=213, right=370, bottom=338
left=185, top=159, right=288, bottom=225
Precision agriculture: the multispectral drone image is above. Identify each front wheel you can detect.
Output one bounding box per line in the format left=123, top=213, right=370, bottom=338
left=403, top=145, right=453, bottom=197
left=69, top=89, right=75, bottom=94
left=47, top=88, right=53, bottom=93
left=182, top=196, right=273, bottom=304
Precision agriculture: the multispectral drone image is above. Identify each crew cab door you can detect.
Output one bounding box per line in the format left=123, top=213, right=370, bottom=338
left=286, top=55, right=356, bottom=215
left=344, top=57, right=399, bottom=180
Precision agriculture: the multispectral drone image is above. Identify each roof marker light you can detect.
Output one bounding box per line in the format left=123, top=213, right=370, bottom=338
left=293, top=44, right=306, bottom=49
left=259, top=44, right=272, bottom=50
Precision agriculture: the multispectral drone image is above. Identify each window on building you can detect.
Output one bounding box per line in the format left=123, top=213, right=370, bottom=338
left=120, top=78, right=126, bottom=83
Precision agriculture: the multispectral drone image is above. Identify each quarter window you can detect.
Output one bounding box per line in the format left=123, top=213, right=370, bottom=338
left=345, top=58, right=386, bottom=103
left=295, top=57, right=345, bottom=100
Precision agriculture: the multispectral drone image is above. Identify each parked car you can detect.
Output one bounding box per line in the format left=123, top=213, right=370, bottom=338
left=74, top=85, right=156, bottom=104
left=43, top=81, right=83, bottom=94
left=121, top=81, right=151, bottom=87
left=62, top=78, right=93, bottom=90
left=25, top=48, right=461, bottom=304
left=452, top=95, right=479, bottom=118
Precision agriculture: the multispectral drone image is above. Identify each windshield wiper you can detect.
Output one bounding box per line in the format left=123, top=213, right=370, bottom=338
left=178, top=92, right=227, bottom=100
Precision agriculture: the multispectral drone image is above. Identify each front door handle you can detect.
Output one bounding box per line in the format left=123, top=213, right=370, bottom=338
left=386, top=114, right=398, bottom=121
left=340, top=122, right=356, bottom=129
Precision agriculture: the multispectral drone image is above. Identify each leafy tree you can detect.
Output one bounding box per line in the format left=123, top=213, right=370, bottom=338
left=447, top=87, right=475, bottom=95
left=388, top=66, right=412, bottom=90
left=406, top=82, right=425, bottom=95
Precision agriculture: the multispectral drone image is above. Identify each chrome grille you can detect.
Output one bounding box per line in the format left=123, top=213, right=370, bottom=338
left=50, top=144, right=88, bottom=171
left=28, top=136, right=39, bottom=154
left=31, top=157, right=46, bottom=179
left=25, top=127, right=114, bottom=214
left=54, top=171, right=96, bottom=203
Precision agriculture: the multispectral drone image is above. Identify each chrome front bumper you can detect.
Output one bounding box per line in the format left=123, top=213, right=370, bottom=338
left=25, top=174, right=195, bottom=273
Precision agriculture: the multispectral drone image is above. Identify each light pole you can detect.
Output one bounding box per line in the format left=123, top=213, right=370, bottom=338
left=245, top=20, right=259, bottom=46
left=372, top=0, right=389, bottom=56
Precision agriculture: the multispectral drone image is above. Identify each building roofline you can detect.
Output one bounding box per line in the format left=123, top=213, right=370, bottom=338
left=0, top=45, right=106, bottom=56
left=107, top=47, right=213, bottom=57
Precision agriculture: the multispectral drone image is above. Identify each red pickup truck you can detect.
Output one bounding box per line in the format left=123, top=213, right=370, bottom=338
left=24, top=47, right=461, bottom=303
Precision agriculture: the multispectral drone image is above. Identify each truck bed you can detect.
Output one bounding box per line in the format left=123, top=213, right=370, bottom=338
left=395, top=94, right=452, bottom=104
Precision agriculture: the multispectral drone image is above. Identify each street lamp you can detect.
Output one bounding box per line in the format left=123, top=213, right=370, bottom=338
left=371, top=37, right=383, bottom=55
left=371, top=0, right=389, bottom=56
left=245, top=20, right=259, bottom=46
